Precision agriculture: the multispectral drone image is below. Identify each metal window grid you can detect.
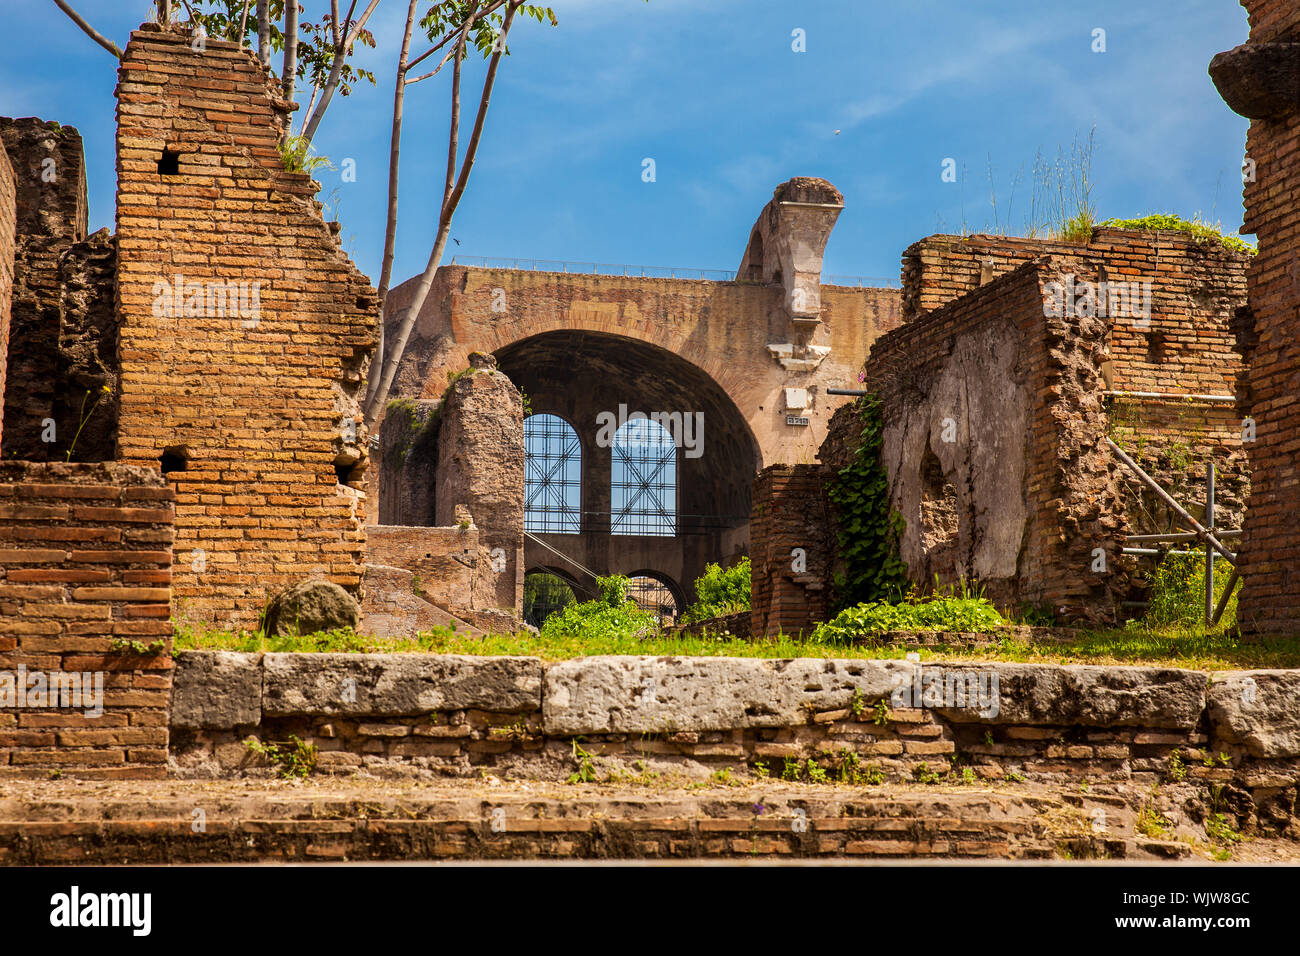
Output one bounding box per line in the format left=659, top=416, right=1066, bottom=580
left=524, top=414, right=581, bottom=534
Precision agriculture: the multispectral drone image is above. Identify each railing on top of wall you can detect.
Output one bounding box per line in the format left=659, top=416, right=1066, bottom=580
left=448, top=256, right=900, bottom=288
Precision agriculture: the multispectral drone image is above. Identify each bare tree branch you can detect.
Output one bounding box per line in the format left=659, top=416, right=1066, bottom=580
left=51, top=0, right=122, bottom=58
left=237, top=0, right=252, bottom=47
left=364, top=1, right=523, bottom=423
left=300, top=0, right=381, bottom=144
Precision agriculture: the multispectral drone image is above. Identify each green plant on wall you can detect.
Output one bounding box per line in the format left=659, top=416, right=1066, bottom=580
left=826, top=395, right=909, bottom=610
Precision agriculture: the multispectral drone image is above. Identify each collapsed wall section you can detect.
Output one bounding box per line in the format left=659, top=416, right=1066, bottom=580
left=903, top=232, right=1251, bottom=530
left=0, top=462, right=174, bottom=778
left=0, top=118, right=118, bottom=462
left=114, top=26, right=377, bottom=627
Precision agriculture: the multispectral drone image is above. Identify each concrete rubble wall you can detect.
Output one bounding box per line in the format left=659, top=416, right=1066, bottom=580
left=434, top=355, right=524, bottom=614
left=171, top=650, right=1300, bottom=833
left=113, top=26, right=378, bottom=628
left=0, top=462, right=175, bottom=778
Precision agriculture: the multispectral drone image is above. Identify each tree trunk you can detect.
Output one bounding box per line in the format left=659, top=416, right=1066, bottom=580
left=300, top=0, right=381, bottom=145
left=282, top=0, right=299, bottom=103
left=363, top=2, right=521, bottom=424
left=364, top=0, right=420, bottom=412
left=256, top=0, right=271, bottom=66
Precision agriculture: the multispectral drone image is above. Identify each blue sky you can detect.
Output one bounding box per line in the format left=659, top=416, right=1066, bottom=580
left=1, top=0, right=1250, bottom=286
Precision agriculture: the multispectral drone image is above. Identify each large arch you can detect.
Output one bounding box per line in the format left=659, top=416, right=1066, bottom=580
left=380, top=261, right=902, bottom=471
left=496, top=329, right=759, bottom=606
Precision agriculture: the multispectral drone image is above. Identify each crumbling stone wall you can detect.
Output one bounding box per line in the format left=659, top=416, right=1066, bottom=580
left=113, top=26, right=377, bottom=627
left=750, top=465, right=831, bottom=637
left=378, top=398, right=439, bottom=526
left=860, top=258, right=1127, bottom=619
left=0, top=136, right=12, bottom=450
left=365, top=524, right=505, bottom=630
left=434, top=354, right=524, bottom=614
left=0, top=119, right=118, bottom=462
left=1209, top=0, right=1300, bottom=636
left=904, top=230, right=1251, bottom=538
left=0, top=462, right=174, bottom=778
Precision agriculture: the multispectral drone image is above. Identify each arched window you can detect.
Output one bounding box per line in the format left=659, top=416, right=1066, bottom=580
left=611, top=417, right=676, bottom=536
left=627, top=574, right=679, bottom=625
left=523, top=570, right=577, bottom=628
left=524, top=413, right=581, bottom=533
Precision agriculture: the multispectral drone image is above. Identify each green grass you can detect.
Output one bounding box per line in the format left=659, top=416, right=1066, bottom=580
left=172, top=616, right=1300, bottom=669
left=1098, top=213, right=1256, bottom=255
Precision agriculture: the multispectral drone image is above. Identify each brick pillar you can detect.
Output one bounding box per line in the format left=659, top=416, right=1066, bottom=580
left=1209, top=1, right=1300, bottom=634
left=750, top=465, right=829, bottom=637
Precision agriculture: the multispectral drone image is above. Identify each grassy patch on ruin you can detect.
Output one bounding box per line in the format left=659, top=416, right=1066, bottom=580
left=173, top=616, right=1300, bottom=669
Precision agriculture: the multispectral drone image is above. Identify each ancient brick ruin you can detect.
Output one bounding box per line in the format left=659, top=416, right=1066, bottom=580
left=0, top=463, right=174, bottom=778
left=114, top=27, right=377, bottom=627
left=1210, top=0, right=1300, bottom=636
left=749, top=229, right=1250, bottom=633
left=0, top=119, right=118, bottom=462
left=378, top=178, right=900, bottom=609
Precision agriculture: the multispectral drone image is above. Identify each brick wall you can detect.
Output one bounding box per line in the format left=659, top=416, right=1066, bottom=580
left=0, top=462, right=174, bottom=777
left=1214, top=0, right=1300, bottom=635
left=0, top=118, right=118, bottom=461
left=859, top=258, right=1127, bottom=619
left=114, top=26, right=378, bottom=627
left=750, top=465, right=831, bottom=637
left=0, top=136, right=13, bottom=451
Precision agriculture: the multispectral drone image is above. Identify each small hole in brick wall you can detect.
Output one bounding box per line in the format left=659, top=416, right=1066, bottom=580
left=158, top=149, right=180, bottom=176
left=1146, top=330, right=1168, bottom=364
left=335, top=461, right=361, bottom=486
left=160, top=447, right=189, bottom=474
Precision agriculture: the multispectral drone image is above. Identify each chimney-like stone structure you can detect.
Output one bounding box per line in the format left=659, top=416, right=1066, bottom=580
left=115, top=24, right=378, bottom=627
left=1209, top=0, right=1300, bottom=636
left=737, top=177, right=844, bottom=324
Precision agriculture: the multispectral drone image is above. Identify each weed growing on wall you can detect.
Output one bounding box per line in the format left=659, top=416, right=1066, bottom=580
left=1098, top=214, right=1256, bottom=255
left=826, top=395, right=909, bottom=610
left=680, top=557, right=751, bottom=624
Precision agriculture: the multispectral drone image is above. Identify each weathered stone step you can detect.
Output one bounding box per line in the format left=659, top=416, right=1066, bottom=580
left=0, top=780, right=1068, bottom=864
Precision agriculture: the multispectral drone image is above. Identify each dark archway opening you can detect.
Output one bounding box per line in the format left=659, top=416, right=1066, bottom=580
left=497, top=330, right=760, bottom=606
